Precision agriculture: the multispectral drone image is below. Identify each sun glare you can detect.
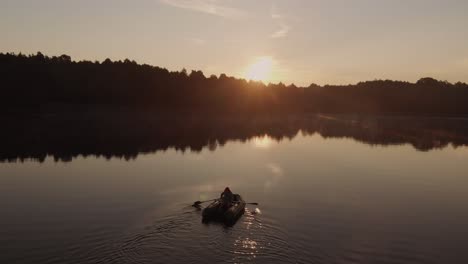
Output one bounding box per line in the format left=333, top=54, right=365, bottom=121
left=244, top=57, right=274, bottom=83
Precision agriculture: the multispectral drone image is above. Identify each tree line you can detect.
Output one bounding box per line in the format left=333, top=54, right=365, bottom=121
left=2, top=52, right=468, bottom=115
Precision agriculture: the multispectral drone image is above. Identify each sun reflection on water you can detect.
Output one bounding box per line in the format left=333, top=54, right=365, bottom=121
left=231, top=208, right=266, bottom=261
left=233, top=237, right=261, bottom=260
left=252, top=135, right=274, bottom=149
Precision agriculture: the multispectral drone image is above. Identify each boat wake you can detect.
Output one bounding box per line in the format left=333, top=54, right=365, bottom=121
left=101, top=207, right=293, bottom=263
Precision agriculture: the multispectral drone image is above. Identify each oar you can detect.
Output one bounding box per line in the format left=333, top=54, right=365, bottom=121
left=192, top=199, right=259, bottom=207
left=232, top=201, right=259, bottom=205
left=192, top=199, right=218, bottom=207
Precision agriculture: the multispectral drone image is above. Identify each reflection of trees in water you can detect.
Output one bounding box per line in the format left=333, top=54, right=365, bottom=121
left=2, top=113, right=468, bottom=163
left=303, top=115, right=467, bottom=151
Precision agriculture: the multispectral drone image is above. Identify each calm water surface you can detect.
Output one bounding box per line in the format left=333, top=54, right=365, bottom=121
left=1, top=122, right=468, bottom=263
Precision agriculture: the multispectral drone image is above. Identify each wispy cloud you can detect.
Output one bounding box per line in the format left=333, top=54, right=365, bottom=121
left=160, top=0, right=245, bottom=18
left=188, top=37, right=206, bottom=45
left=271, top=23, right=290, bottom=38
left=271, top=4, right=283, bottom=19
left=270, top=4, right=291, bottom=38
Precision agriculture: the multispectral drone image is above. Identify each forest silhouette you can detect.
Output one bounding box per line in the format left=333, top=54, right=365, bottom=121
left=2, top=52, right=468, bottom=115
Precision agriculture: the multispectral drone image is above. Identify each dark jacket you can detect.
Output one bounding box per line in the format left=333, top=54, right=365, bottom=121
left=221, top=190, right=233, bottom=204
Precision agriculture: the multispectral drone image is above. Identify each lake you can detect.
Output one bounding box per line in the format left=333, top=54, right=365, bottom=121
left=1, top=115, right=468, bottom=263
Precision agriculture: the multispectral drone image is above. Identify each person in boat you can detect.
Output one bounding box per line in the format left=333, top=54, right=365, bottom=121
left=220, top=187, right=234, bottom=209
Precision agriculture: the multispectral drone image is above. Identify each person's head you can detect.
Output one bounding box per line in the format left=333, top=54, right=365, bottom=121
left=224, top=187, right=231, bottom=192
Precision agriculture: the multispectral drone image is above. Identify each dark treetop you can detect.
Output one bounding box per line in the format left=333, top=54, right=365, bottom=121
left=2, top=52, right=468, bottom=116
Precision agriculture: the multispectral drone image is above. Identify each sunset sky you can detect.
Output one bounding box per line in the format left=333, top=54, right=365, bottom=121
left=1, top=0, right=467, bottom=85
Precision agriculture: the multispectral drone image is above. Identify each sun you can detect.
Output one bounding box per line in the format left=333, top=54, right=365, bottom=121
left=244, top=56, right=274, bottom=82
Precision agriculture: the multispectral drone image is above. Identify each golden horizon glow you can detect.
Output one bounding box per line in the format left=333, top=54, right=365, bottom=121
left=244, top=57, right=274, bottom=83
left=2, top=1, right=468, bottom=85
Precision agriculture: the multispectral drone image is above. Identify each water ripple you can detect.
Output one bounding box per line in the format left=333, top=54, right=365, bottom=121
left=103, top=207, right=294, bottom=264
